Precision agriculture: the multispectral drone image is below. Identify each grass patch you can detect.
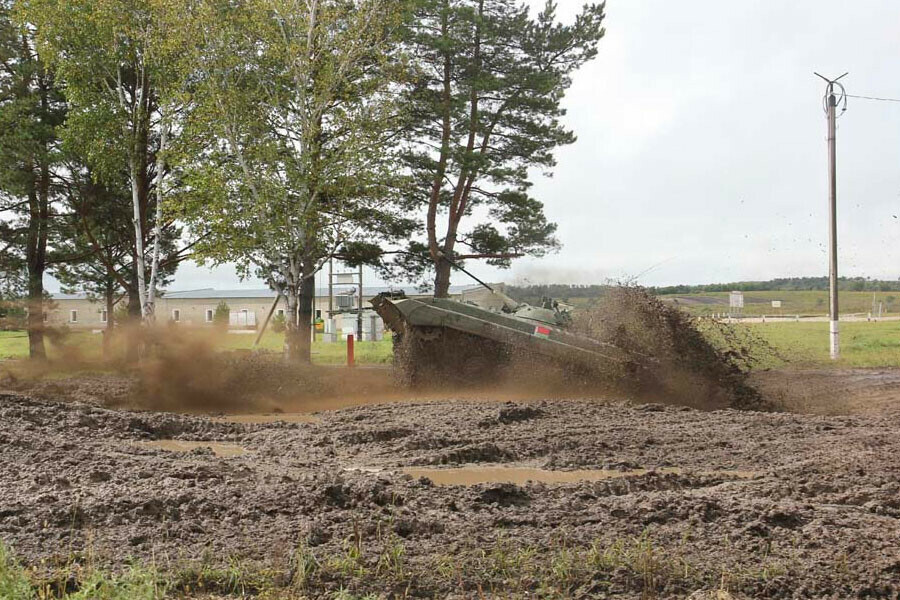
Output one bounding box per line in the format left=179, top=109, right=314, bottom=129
left=745, top=320, right=900, bottom=368
left=0, top=533, right=807, bottom=600
left=0, top=331, right=29, bottom=360
left=0, top=542, right=31, bottom=600
left=0, top=541, right=165, bottom=600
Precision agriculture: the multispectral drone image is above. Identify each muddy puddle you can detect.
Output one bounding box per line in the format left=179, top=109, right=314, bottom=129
left=210, top=413, right=321, bottom=424
left=137, top=439, right=248, bottom=457
left=401, top=465, right=760, bottom=486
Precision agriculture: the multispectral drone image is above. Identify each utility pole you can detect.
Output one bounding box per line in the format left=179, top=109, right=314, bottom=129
left=815, top=72, right=847, bottom=360
left=357, top=264, right=364, bottom=342
left=328, top=259, right=334, bottom=316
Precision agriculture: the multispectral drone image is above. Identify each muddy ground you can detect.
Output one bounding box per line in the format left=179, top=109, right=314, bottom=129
left=1, top=368, right=900, bottom=598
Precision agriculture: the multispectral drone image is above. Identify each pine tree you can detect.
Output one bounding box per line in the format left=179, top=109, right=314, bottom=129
left=0, top=1, right=65, bottom=358
left=402, top=0, right=605, bottom=296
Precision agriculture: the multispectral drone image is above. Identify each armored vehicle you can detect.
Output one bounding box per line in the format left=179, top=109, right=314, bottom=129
left=371, top=290, right=643, bottom=386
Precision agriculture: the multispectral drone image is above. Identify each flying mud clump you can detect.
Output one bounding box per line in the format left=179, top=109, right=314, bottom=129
left=572, top=285, right=775, bottom=411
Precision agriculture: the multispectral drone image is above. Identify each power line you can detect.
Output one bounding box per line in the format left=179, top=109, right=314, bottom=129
left=846, top=93, right=900, bottom=103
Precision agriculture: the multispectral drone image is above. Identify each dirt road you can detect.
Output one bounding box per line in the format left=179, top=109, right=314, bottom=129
left=2, top=369, right=900, bottom=598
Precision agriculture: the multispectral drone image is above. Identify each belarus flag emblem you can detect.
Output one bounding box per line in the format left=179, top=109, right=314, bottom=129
left=533, top=325, right=551, bottom=339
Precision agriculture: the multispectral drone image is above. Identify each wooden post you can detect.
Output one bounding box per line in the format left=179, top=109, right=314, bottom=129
left=254, top=293, right=281, bottom=347
left=347, top=334, right=355, bottom=367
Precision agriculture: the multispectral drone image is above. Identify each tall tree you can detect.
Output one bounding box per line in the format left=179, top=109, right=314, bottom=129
left=24, top=0, right=184, bottom=322
left=174, top=0, right=415, bottom=361
left=402, top=0, right=605, bottom=296
left=0, top=1, right=65, bottom=358
left=52, top=164, right=180, bottom=349
left=0, top=217, right=26, bottom=328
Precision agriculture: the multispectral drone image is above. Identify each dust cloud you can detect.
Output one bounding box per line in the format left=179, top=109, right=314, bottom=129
left=1, top=287, right=778, bottom=415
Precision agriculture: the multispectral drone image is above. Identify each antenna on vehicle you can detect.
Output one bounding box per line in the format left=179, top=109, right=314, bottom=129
left=439, top=254, right=495, bottom=293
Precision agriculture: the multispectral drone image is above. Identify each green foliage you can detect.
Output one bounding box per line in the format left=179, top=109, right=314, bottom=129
left=0, top=0, right=68, bottom=358
left=24, top=0, right=189, bottom=323
left=0, top=542, right=31, bottom=600
left=271, top=312, right=286, bottom=334
left=65, top=566, right=164, bottom=600
left=23, top=0, right=180, bottom=183
left=170, top=0, right=417, bottom=360
left=213, top=301, right=230, bottom=329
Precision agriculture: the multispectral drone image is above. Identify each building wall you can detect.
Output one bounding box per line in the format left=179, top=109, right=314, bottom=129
left=46, top=298, right=110, bottom=329
left=48, top=295, right=367, bottom=330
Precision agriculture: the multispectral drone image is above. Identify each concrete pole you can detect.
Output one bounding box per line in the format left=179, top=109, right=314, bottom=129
left=357, top=264, right=364, bottom=342
left=827, top=89, right=839, bottom=359
left=328, top=259, right=333, bottom=317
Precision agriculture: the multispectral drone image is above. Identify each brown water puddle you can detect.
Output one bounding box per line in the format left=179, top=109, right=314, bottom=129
left=401, top=466, right=759, bottom=486
left=138, top=440, right=248, bottom=457
left=210, top=413, right=321, bottom=425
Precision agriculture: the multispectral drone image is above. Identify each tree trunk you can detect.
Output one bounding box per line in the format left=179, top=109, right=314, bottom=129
left=125, top=272, right=141, bottom=362
left=426, top=5, right=453, bottom=292
left=129, top=156, right=148, bottom=320
left=147, top=118, right=168, bottom=320
left=25, top=171, right=47, bottom=360
left=283, top=292, right=301, bottom=362
left=26, top=267, right=46, bottom=360
left=433, top=258, right=453, bottom=298
left=298, top=274, right=315, bottom=355
left=283, top=274, right=315, bottom=363
left=103, top=274, right=115, bottom=358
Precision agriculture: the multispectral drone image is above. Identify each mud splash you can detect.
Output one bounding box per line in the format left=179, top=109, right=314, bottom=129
left=571, top=285, right=773, bottom=410
left=401, top=465, right=760, bottom=486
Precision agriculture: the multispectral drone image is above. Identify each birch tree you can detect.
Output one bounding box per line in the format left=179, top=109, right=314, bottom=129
left=175, top=0, right=415, bottom=361
left=24, top=0, right=183, bottom=323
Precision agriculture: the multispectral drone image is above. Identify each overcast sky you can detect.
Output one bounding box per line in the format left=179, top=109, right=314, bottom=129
left=168, top=0, right=900, bottom=292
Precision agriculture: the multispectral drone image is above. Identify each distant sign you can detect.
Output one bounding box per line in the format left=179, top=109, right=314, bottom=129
left=771, top=300, right=782, bottom=308
left=729, top=291, right=744, bottom=309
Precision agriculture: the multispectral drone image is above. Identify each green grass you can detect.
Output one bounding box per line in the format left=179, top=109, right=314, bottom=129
left=0, top=330, right=393, bottom=366
left=218, top=332, right=393, bottom=365
left=660, top=290, right=900, bottom=317
left=745, top=320, right=900, bottom=368
left=0, top=542, right=32, bottom=600
left=1, top=541, right=165, bottom=600
left=0, top=331, right=29, bottom=360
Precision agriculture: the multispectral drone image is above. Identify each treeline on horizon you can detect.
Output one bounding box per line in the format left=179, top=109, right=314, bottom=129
left=506, top=277, right=900, bottom=302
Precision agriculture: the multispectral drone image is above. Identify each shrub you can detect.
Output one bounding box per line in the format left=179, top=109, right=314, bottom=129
left=213, top=301, right=230, bottom=330
left=271, top=312, right=286, bottom=333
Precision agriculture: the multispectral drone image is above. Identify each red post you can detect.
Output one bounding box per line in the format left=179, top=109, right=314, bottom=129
left=347, top=334, right=355, bottom=367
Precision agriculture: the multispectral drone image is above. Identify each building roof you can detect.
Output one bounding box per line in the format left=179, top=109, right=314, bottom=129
left=50, top=285, right=469, bottom=301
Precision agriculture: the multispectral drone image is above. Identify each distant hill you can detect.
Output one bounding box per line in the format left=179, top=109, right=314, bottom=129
left=652, top=277, right=900, bottom=294
left=505, top=278, right=900, bottom=303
